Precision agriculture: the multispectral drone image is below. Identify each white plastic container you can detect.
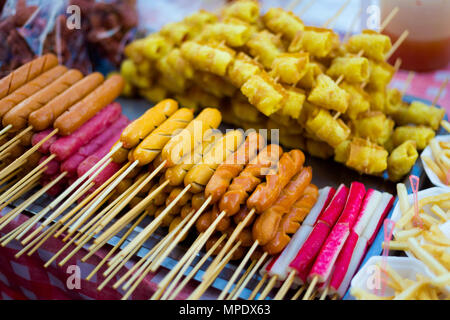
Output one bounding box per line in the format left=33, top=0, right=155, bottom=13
left=420, top=135, right=450, bottom=190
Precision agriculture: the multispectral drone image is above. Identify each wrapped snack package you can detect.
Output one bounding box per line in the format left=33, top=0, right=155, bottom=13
left=352, top=111, right=394, bottom=146
left=270, top=52, right=309, bottom=85
left=346, top=138, right=389, bottom=175
left=346, top=29, right=392, bottom=62
left=326, top=56, right=370, bottom=83
left=306, top=107, right=351, bottom=148
left=387, top=140, right=418, bottom=181
left=307, top=74, right=350, bottom=113
left=392, top=125, right=436, bottom=150
left=262, top=7, right=304, bottom=41
left=241, top=72, right=287, bottom=116
left=390, top=100, right=445, bottom=130
left=289, top=26, right=336, bottom=58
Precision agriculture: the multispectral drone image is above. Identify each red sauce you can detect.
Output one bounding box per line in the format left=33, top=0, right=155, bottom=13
left=383, top=31, right=450, bottom=72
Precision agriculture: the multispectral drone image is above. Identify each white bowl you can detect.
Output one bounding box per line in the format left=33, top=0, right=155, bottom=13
left=421, top=135, right=450, bottom=189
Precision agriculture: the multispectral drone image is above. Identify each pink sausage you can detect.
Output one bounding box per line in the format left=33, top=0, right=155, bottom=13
left=39, top=156, right=60, bottom=176
left=329, top=230, right=359, bottom=292
left=41, top=175, right=68, bottom=197
left=336, top=182, right=366, bottom=229
left=61, top=115, right=129, bottom=176
left=50, top=102, right=122, bottom=160
left=318, top=184, right=349, bottom=226
left=32, top=129, right=60, bottom=154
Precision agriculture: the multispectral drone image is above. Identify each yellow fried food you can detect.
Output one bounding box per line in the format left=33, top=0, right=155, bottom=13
left=346, top=30, right=392, bottom=62
left=201, top=22, right=253, bottom=47
left=367, top=60, right=395, bottom=91
left=391, top=101, right=445, bottom=131
left=262, top=8, right=304, bottom=41
left=241, top=72, right=287, bottom=116
left=138, top=34, right=173, bottom=61
left=296, top=62, right=324, bottom=89
left=334, top=140, right=351, bottom=164
left=326, top=56, right=370, bottom=83
left=222, top=0, right=260, bottom=24
left=392, top=125, right=436, bottom=150
left=160, top=22, right=196, bottom=45
left=340, top=82, right=370, bottom=120
left=121, top=59, right=152, bottom=89
left=156, top=55, right=187, bottom=94
left=166, top=48, right=195, bottom=80
left=367, top=88, right=386, bottom=112
left=306, top=107, right=351, bottom=147
left=352, top=111, right=394, bottom=146
left=270, top=52, right=309, bottom=85
left=387, top=140, right=418, bottom=181
left=306, top=139, right=334, bottom=159
left=278, top=86, right=306, bottom=119
left=175, top=86, right=221, bottom=110
left=139, top=86, right=168, bottom=103
left=230, top=93, right=265, bottom=123
left=193, top=71, right=236, bottom=98
left=385, top=88, right=405, bottom=115
left=227, top=52, right=262, bottom=87
left=184, top=10, right=218, bottom=31
left=346, top=138, right=389, bottom=175
left=180, top=41, right=236, bottom=76
left=246, top=30, right=285, bottom=69
left=307, top=74, right=349, bottom=113
left=278, top=132, right=306, bottom=150
left=289, top=26, right=336, bottom=58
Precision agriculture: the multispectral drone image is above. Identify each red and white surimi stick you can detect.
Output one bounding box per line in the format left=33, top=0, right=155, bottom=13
left=302, top=187, right=336, bottom=227
left=334, top=182, right=366, bottom=228
left=61, top=115, right=130, bottom=177
left=265, top=187, right=336, bottom=282
left=289, top=184, right=349, bottom=284
left=362, top=193, right=395, bottom=244
left=50, top=102, right=122, bottom=161
left=326, top=189, right=382, bottom=296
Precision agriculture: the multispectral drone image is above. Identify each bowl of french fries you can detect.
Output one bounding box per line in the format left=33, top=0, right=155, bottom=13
left=350, top=256, right=449, bottom=300
left=421, top=133, right=450, bottom=189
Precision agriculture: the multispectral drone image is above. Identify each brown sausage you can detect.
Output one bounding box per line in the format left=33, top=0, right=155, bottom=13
left=195, top=203, right=230, bottom=233
left=252, top=167, right=313, bottom=246
left=0, top=66, right=68, bottom=119
left=3, top=69, right=84, bottom=132
left=205, top=131, right=264, bottom=204
left=219, top=144, right=283, bottom=216
left=247, top=149, right=305, bottom=213
left=54, top=74, right=124, bottom=135
left=263, top=184, right=318, bottom=255
left=166, top=188, right=192, bottom=207
left=111, top=142, right=130, bottom=164
left=0, top=54, right=58, bottom=100
left=181, top=203, right=196, bottom=219
left=192, top=193, right=207, bottom=210
left=29, top=72, right=104, bottom=131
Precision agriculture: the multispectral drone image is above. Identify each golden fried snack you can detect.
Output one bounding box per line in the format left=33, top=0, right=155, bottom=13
left=306, top=107, right=351, bottom=148
left=160, top=21, right=196, bottom=45
left=139, top=86, right=168, bottom=103
left=246, top=30, right=285, bottom=69
left=230, top=93, right=265, bottom=123
left=306, top=139, right=334, bottom=159
left=289, top=26, right=336, bottom=58
left=227, top=52, right=262, bottom=87
left=180, top=41, right=236, bottom=76
left=241, top=72, right=287, bottom=116
left=121, top=59, right=152, bottom=89
left=346, top=138, right=389, bottom=175
left=367, top=60, right=395, bottom=91
left=184, top=10, right=218, bottom=31
left=296, top=62, right=324, bottom=89
left=387, top=140, right=419, bottom=181
left=262, top=8, right=304, bottom=41
left=326, top=56, right=370, bottom=83
left=156, top=54, right=187, bottom=94
left=175, top=86, right=221, bottom=111
left=391, top=101, right=445, bottom=131
left=201, top=22, right=253, bottom=47
left=392, top=125, right=436, bottom=150
left=340, top=82, right=370, bottom=120
left=385, top=88, right=405, bottom=115
left=352, top=111, right=394, bottom=146
left=346, top=29, right=392, bottom=61
left=334, top=140, right=351, bottom=164
left=307, top=74, right=350, bottom=113
left=278, top=132, right=306, bottom=150
left=221, top=0, right=260, bottom=24
left=193, top=71, right=236, bottom=98
left=367, top=88, right=386, bottom=112
left=270, top=52, right=309, bottom=85
left=278, top=86, right=306, bottom=119
left=166, top=48, right=195, bottom=80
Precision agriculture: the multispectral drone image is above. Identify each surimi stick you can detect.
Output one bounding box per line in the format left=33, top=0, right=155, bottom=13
left=362, top=193, right=395, bottom=244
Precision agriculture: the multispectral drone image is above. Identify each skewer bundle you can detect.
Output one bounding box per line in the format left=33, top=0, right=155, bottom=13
left=120, top=0, right=445, bottom=181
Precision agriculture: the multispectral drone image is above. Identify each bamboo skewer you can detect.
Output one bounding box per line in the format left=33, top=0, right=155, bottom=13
left=228, top=253, right=268, bottom=300
left=291, top=285, right=305, bottom=300
left=323, top=0, right=351, bottom=28
left=257, top=275, right=277, bottom=300
left=0, top=140, right=20, bottom=160
left=218, top=240, right=259, bottom=300
left=15, top=223, right=60, bottom=258
left=0, top=129, right=57, bottom=181
left=274, top=269, right=297, bottom=300
left=286, top=0, right=303, bottom=12
left=320, top=286, right=329, bottom=300
left=227, top=259, right=257, bottom=300
left=151, top=209, right=226, bottom=299
left=302, top=275, right=318, bottom=300
left=0, top=125, right=13, bottom=141
left=85, top=209, right=150, bottom=281
left=0, top=126, right=32, bottom=155
left=188, top=240, right=242, bottom=300
left=432, top=78, right=448, bottom=107
left=386, top=30, right=409, bottom=60
left=297, top=0, right=317, bottom=17
left=249, top=273, right=268, bottom=300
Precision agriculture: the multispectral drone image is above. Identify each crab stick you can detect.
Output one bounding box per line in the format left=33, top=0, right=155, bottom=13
left=362, top=192, right=394, bottom=244
left=353, top=189, right=382, bottom=236
left=303, top=187, right=336, bottom=227
left=317, top=184, right=349, bottom=226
